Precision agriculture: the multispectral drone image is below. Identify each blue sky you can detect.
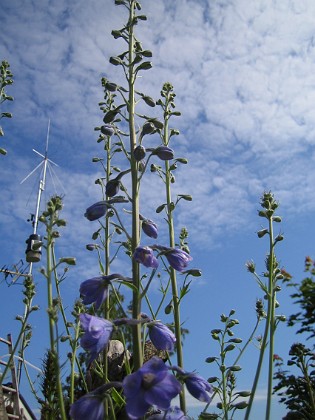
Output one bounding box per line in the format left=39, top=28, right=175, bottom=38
left=1, top=0, right=315, bottom=418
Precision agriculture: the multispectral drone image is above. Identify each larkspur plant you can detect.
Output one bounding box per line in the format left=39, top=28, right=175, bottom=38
left=0, top=60, right=14, bottom=155
left=2, top=1, right=312, bottom=420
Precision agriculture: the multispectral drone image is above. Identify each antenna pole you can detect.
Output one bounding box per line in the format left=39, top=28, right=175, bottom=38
left=32, top=119, right=50, bottom=235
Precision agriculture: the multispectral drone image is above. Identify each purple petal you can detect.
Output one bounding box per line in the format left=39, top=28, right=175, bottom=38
left=70, top=394, right=104, bottom=420
left=149, top=322, right=176, bottom=351
left=145, top=374, right=182, bottom=410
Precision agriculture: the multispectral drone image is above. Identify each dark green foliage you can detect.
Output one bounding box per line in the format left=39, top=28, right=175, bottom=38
left=286, top=257, right=315, bottom=340
left=0, top=60, right=14, bottom=155
left=39, top=350, right=63, bottom=419
left=273, top=258, right=315, bottom=419
left=273, top=344, right=315, bottom=419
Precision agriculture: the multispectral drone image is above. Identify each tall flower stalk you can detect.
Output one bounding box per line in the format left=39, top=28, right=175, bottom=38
left=127, top=0, right=142, bottom=370
left=39, top=196, right=74, bottom=420
left=244, top=192, right=285, bottom=420
left=158, top=82, right=187, bottom=412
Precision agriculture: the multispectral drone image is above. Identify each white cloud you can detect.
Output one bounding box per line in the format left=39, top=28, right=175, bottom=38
left=1, top=0, right=315, bottom=271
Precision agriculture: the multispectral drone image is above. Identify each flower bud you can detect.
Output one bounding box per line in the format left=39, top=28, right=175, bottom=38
left=141, top=121, right=155, bottom=135
left=184, top=269, right=202, bottom=277
left=59, top=257, right=76, bottom=265
left=246, top=260, right=255, bottom=273
left=233, top=401, right=248, bottom=410
left=100, top=125, right=115, bottom=136
left=257, top=228, right=268, bottom=238
left=164, top=301, right=173, bottom=314
left=105, top=81, right=118, bottom=91
left=109, top=56, right=122, bottom=66
left=142, top=95, right=156, bottom=107
left=106, top=179, right=120, bottom=197
left=85, top=201, right=107, bottom=221
left=133, top=145, right=146, bottom=161
left=141, top=218, right=158, bottom=239
left=205, top=357, right=217, bottom=364
left=228, top=365, right=242, bottom=371
left=153, top=146, right=174, bottom=161
left=208, top=377, right=219, bottom=385
left=86, top=244, right=97, bottom=251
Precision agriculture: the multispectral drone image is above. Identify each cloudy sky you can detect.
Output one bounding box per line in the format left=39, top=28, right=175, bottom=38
left=1, top=0, right=315, bottom=418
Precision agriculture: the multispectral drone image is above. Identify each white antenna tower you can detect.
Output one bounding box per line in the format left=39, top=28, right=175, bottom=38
left=20, top=120, right=59, bottom=270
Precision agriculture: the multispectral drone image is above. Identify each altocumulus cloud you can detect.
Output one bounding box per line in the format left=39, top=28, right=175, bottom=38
left=1, top=0, right=315, bottom=259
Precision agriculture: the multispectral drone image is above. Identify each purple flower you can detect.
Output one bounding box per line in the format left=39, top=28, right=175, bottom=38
left=123, top=356, right=181, bottom=419
left=79, top=314, right=113, bottom=365
left=184, top=372, right=213, bottom=403
left=80, top=276, right=111, bottom=309
left=84, top=201, right=107, bottom=221
left=70, top=394, right=104, bottom=420
left=142, top=219, right=158, bottom=239
left=153, top=146, right=174, bottom=161
left=148, top=406, right=187, bottom=419
left=164, top=248, right=192, bottom=272
left=134, top=246, right=159, bottom=269
left=80, top=273, right=130, bottom=310
left=148, top=321, right=176, bottom=351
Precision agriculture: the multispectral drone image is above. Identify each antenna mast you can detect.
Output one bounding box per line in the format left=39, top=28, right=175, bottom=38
left=32, top=119, right=50, bottom=235
left=21, top=120, right=58, bottom=266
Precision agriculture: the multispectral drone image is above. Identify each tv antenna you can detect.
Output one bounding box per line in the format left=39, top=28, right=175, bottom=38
left=1, top=120, right=64, bottom=285
left=20, top=120, right=59, bottom=273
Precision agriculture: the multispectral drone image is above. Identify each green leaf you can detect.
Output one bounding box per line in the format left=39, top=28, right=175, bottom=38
left=119, top=281, right=138, bottom=293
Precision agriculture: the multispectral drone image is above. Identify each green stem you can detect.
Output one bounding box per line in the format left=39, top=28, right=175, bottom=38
left=128, top=0, right=142, bottom=370
left=219, top=331, right=228, bottom=420
left=203, top=317, right=261, bottom=412
left=0, top=314, right=32, bottom=386
left=245, top=216, right=275, bottom=420
left=46, top=230, right=67, bottom=420
left=163, top=137, right=185, bottom=411
left=46, top=238, right=55, bottom=352
left=51, top=249, right=88, bottom=400
left=103, top=139, right=111, bottom=418
left=265, top=217, right=275, bottom=420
